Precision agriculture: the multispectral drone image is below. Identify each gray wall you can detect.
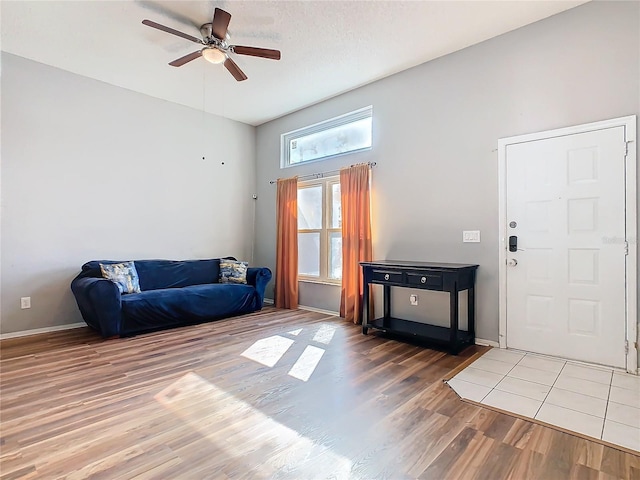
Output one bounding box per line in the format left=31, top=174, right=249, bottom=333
left=1, top=53, right=256, bottom=335
left=254, top=1, right=640, bottom=343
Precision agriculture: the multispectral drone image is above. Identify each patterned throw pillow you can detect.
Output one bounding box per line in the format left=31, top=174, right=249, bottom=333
left=219, top=260, right=248, bottom=284
left=100, top=261, right=141, bottom=294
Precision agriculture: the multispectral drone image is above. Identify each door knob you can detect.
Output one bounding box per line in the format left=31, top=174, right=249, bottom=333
left=508, top=259, right=518, bottom=267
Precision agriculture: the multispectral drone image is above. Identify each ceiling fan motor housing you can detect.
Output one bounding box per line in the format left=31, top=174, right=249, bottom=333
left=200, top=23, right=213, bottom=39
left=200, top=25, right=230, bottom=53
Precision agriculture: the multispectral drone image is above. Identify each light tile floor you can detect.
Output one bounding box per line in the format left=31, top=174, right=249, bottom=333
left=446, top=348, right=640, bottom=453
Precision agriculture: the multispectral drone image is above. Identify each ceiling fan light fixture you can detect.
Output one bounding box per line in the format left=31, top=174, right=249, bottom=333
left=202, top=47, right=226, bottom=64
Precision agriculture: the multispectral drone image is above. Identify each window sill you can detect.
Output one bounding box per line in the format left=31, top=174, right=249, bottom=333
left=298, top=278, right=341, bottom=287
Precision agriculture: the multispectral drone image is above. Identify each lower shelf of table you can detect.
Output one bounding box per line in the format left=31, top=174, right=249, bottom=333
left=364, top=317, right=473, bottom=351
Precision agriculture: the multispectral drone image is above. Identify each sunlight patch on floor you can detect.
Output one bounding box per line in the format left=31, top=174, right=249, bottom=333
left=241, top=324, right=338, bottom=382
left=155, top=372, right=354, bottom=478
left=240, top=335, right=294, bottom=367
left=288, top=345, right=325, bottom=381
left=313, top=324, right=337, bottom=345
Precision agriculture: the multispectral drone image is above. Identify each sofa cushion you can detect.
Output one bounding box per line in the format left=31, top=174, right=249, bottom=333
left=80, top=260, right=126, bottom=279
left=120, top=283, right=257, bottom=333
left=219, top=259, right=248, bottom=284
left=100, top=261, right=141, bottom=294
left=134, top=260, right=222, bottom=291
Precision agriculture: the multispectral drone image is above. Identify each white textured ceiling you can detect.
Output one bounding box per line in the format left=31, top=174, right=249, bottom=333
left=1, top=1, right=587, bottom=126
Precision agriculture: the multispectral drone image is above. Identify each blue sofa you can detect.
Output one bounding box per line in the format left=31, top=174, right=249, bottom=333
left=71, top=258, right=272, bottom=337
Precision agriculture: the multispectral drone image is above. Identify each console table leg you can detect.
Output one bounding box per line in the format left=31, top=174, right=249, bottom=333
left=468, top=285, right=476, bottom=342
left=450, top=284, right=459, bottom=355
left=362, top=277, right=370, bottom=335
left=383, top=285, right=391, bottom=320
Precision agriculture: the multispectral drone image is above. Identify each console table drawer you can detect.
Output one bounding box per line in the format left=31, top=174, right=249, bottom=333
left=371, top=269, right=403, bottom=284
left=406, top=272, right=442, bottom=288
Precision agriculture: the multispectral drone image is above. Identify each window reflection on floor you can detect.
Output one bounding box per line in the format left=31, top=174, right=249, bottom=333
left=240, top=324, right=338, bottom=382
left=289, top=345, right=325, bottom=381
left=240, top=335, right=294, bottom=367
left=313, top=324, right=336, bottom=345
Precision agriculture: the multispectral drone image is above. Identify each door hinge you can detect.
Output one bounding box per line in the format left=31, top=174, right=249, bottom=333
left=625, top=141, right=631, bottom=156
left=624, top=241, right=629, bottom=256
left=625, top=340, right=629, bottom=354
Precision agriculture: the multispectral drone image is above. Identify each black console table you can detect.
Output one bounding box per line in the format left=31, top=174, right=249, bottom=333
left=360, top=260, right=479, bottom=354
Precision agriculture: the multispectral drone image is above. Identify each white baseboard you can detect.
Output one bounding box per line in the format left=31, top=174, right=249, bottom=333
left=475, top=338, right=499, bottom=348
left=298, top=305, right=340, bottom=317
left=0, top=322, right=86, bottom=340
left=263, top=298, right=339, bottom=317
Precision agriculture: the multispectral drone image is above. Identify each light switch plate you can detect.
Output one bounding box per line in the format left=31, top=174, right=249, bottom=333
left=463, top=230, right=481, bottom=243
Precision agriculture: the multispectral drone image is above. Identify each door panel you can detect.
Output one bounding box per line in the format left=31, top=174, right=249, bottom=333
left=506, top=127, right=627, bottom=368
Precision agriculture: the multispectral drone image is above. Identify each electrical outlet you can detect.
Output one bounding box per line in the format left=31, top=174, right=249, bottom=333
left=20, top=297, right=31, bottom=309
left=463, top=230, right=481, bottom=243
left=410, top=294, right=418, bottom=306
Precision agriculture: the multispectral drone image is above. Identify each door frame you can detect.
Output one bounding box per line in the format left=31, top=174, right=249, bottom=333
left=497, top=115, right=637, bottom=373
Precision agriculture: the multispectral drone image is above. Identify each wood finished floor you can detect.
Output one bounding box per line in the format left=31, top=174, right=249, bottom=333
left=1, top=307, right=639, bottom=479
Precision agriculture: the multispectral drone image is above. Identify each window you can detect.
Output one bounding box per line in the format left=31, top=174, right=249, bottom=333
left=297, top=177, right=341, bottom=283
left=282, top=106, right=372, bottom=168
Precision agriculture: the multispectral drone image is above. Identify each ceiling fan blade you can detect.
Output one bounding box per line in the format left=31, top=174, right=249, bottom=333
left=232, top=46, right=281, bottom=60
left=142, top=19, right=202, bottom=44
left=212, top=8, right=232, bottom=40
left=224, top=57, right=248, bottom=82
left=169, top=51, right=203, bottom=67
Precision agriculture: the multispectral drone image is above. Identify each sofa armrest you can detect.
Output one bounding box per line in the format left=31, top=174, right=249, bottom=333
left=246, top=267, right=272, bottom=309
left=71, top=277, right=123, bottom=337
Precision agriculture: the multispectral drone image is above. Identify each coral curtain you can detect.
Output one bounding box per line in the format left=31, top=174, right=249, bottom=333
left=340, top=163, right=373, bottom=324
left=275, top=176, right=299, bottom=309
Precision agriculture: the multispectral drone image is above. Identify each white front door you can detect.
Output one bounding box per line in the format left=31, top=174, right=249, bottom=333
left=505, top=126, right=628, bottom=368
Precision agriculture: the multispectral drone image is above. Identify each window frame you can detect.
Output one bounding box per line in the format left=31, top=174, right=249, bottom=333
left=281, top=106, right=373, bottom=169
left=297, top=176, right=341, bottom=285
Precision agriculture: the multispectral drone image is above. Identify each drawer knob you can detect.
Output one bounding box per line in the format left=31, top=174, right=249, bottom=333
left=384, top=274, right=390, bottom=280
left=421, top=276, right=427, bottom=284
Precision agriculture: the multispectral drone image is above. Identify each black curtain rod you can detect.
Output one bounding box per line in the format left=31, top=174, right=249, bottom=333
left=269, top=161, right=376, bottom=184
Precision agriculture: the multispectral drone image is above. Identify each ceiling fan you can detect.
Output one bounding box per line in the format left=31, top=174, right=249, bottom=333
left=142, top=7, right=281, bottom=81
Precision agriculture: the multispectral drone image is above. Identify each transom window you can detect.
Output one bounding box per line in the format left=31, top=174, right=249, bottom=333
left=282, top=106, right=373, bottom=168
left=297, top=177, right=341, bottom=283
